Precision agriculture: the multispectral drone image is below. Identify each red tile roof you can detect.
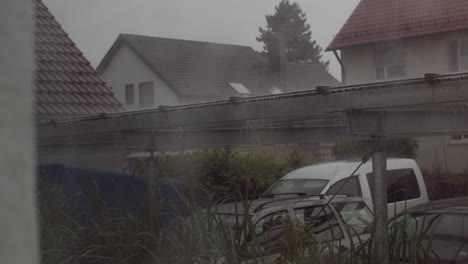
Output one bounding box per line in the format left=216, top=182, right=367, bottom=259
left=327, top=0, right=468, bottom=51
left=34, top=0, right=123, bottom=120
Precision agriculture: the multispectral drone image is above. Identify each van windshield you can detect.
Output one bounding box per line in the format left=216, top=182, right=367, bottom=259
left=264, top=179, right=329, bottom=196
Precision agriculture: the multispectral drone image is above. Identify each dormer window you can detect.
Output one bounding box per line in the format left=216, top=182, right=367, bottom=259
left=229, top=83, right=250, bottom=96
left=269, top=87, right=283, bottom=95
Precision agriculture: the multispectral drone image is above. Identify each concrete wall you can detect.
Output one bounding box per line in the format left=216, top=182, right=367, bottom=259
left=340, top=31, right=468, bottom=173
left=101, top=45, right=179, bottom=110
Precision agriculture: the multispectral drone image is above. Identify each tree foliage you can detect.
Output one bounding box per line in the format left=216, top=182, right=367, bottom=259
left=140, top=149, right=315, bottom=200
left=257, top=0, right=329, bottom=70
left=333, top=139, right=419, bottom=160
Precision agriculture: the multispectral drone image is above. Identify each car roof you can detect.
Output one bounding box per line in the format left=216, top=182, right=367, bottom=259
left=213, top=195, right=367, bottom=216
left=405, top=196, right=468, bottom=214
left=280, top=158, right=416, bottom=181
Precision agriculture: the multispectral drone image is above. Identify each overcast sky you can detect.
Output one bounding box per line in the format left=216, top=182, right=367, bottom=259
left=43, top=0, right=360, bottom=80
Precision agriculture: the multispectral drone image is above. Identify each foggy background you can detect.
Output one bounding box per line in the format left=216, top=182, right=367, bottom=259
left=43, top=0, right=360, bottom=81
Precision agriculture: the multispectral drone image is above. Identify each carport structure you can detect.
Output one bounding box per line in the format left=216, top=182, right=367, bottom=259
left=38, top=72, right=468, bottom=263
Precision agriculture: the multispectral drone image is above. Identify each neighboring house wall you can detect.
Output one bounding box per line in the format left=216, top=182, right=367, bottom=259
left=417, top=136, right=468, bottom=174
left=342, top=31, right=468, bottom=85
left=100, top=45, right=179, bottom=110
left=340, top=31, right=468, bottom=173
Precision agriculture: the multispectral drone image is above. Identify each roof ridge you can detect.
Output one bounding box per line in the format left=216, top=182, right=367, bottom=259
left=119, top=33, right=254, bottom=50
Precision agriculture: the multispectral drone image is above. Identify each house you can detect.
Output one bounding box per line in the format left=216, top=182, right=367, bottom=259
left=35, top=0, right=125, bottom=168
left=97, top=34, right=340, bottom=110
left=327, top=0, right=468, bottom=173
left=34, top=0, right=123, bottom=121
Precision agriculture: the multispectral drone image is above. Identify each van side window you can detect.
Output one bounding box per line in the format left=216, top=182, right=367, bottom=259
left=327, top=176, right=361, bottom=197
left=367, top=169, right=421, bottom=203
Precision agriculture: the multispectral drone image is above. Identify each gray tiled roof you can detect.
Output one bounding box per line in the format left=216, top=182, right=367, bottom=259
left=34, top=0, right=124, bottom=119
left=286, top=63, right=341, bottom=91
left=98, top=34, right=340, bottom=98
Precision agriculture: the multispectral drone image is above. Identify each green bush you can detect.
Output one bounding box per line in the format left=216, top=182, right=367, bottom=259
left=136, top=149, right=315, bottom=200
left=333, top=138, right=419, bottom=160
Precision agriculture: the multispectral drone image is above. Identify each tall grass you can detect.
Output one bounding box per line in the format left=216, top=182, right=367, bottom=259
left=39, top=183, right=439, bottom=264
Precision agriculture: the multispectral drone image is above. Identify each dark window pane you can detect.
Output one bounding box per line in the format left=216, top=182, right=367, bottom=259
left=376, top=67, right=385, bottom=80
left=448, top=40, right=459, bottom=72
left=139, top=82, right=154, bottom=107
left=452, top=134, right=462, bottom=141
left=327, top=176, right=361, bottom=197
left=367, top=169, right=421, bottom=203
left=125, top=84, right=134, bottom=104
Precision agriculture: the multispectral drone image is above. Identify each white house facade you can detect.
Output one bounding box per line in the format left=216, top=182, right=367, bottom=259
left=327, top=0, right=468, bottom=173
left=100, top=45, right=179, bottom=111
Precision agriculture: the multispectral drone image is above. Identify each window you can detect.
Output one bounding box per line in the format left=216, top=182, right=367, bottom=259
left=293, top=205, right=343, bottom=241
left=269, top=87, right=283, bottom=95
left=229, top=83, right=250, bottom=96
left=450, top=133, right=468, bottom=143
left=448, top=39, right=468, bottom=72
left=139, top=82, right=154, bottom=107
left=367, top=169, right=421, bottom=203
left=125, top=84, right=134, bottom=105
left=327, top=176, right=361, bottom=197
left=374, top=47, right=406, bottom=80
left=264, top=179, right=329, bottom=196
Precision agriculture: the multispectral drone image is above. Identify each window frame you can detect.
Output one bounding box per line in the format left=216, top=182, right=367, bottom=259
left=138, top=81, right=154, bottom=107
left=449, top=133, right=468, bottom=144
left=373, top=47, right=407, bottom=81
left=448, top=39, right=468, bottom=73
left=124, top=84, right=135, bottom=105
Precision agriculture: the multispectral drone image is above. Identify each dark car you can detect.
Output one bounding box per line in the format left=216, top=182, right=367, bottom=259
left=388, top=197, right=468, bottom=263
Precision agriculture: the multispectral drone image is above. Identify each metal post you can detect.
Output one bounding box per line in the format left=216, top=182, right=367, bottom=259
left=373, top=136, right=389, bottom=264
left=147, top=131, right=157, bottom=196
left=146, top=131, right=161, bottom=232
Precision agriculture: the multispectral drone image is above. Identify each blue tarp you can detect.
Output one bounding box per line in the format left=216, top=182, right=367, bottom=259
left=38, top=164, right=183, bottom=226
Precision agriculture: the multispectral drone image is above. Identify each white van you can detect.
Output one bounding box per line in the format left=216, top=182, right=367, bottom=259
left=264, top=158, right=429, bottom=218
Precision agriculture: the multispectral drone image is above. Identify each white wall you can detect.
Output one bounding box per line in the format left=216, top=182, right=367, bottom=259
left=101, top=45, right=179, bottom=110
left=340, top=31, right=468, bottom=173
left=342, top=31, right=468, bottom=85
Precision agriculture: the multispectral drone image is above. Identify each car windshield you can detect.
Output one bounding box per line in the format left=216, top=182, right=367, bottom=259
left=264, top=179, right=329, bottom=196
left=391, top=213, right=468, bottom=262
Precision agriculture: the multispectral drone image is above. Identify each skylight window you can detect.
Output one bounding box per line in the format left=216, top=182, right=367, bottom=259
left=229, top=83, right=250, bottom=95
left=269, top=87, right=283, bottom=95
